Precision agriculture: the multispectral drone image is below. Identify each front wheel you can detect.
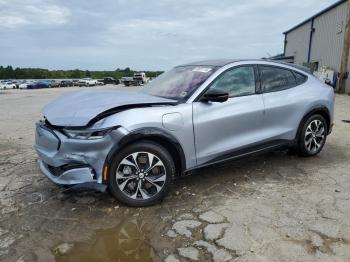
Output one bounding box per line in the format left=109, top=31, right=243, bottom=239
left=297, top=114, right=328, bottom=157
left=108, top=141, right=175, bottom=207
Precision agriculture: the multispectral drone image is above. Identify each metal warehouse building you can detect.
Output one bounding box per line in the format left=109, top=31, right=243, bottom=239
left=283, top=0, right=350, bottom=92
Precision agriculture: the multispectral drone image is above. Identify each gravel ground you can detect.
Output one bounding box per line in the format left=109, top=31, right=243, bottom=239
left=0, top=86, right=349, bottom=262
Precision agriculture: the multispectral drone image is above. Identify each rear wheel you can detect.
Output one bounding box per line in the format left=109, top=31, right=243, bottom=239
left=297, top=114, right=327, bottom=157
left=108, top=141, right=175, bottom=207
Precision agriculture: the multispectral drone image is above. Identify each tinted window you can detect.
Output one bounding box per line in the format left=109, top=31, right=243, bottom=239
left=209, top=66, right=256, bottom=97
left=260, top=66, right=296, bottom=92
left=294, top=71, right=308, bottom=85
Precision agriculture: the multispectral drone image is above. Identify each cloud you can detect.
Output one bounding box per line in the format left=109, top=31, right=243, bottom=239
left=0, top=0, right=70, bottom=28
left=0, top=0, right=340, bottom=70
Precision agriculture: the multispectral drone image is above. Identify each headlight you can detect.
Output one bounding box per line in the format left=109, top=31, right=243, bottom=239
left=62, top=127, right=114, bottom=140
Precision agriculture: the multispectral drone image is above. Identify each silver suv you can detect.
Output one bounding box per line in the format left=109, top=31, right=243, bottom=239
left=35, top=60, right=335, bottom=206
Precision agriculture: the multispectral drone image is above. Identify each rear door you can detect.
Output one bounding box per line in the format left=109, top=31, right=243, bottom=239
left=259, top=65, right=308, bottom=141
left=193, top=65, right=265, bottom=165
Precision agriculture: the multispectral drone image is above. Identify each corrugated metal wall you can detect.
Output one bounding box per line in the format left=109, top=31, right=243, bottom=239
left=285, top=1, right=350, bottom=92
left=310, top=1, right=347, bottom=71
left=285, top=21, right=312, bottom=65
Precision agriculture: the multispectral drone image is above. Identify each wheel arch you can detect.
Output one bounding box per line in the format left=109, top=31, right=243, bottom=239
left=105, top=127, right=186, bottom=181
left=296, top=106, right=331, bottom=141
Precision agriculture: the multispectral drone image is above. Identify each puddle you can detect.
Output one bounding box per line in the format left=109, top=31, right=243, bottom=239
left=55, top=218, right=156, bottom=262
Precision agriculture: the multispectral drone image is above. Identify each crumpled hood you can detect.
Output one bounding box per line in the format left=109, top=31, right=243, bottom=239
left=43, top=89, right=176, bottom=127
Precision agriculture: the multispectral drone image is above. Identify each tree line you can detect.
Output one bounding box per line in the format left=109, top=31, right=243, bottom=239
left=0, top=66, right=163, bottom=80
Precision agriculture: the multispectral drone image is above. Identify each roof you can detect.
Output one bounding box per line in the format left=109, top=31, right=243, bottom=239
left=178, top=59, right=311, bottom=73
left=283, top=0, right=346, bottom=34
left=180, top=59, right=241, bottom=67
left=266, top=60, right=312, bottom=74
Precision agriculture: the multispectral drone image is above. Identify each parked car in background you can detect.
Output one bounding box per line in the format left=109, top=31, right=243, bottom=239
left=97, top=80, right=104, bottom=86
left=19, top=80, right=34, bottom=89
left=78, top=78, right=98, bottom=87
left=43, top=80, right=53, bottom=88
left=121, top=73, right=149, bottom=86
left=72, top=80, right=79, bottom=86
left=121, top=77, right=137, bottom=86
left=0, top=81, right=16, bottom=89
left=27, top=81, right=51, bottom=89
left=35, top=59, right=334, bottom=206
left=19, top=80, right=29, bottom=89
left=60, top=80, right=74, bottom=87
left=133, top=72, right=149, bottom=85
left=11, top=80, right=20, bottom=89
left=50, top=80, right=61, bottom=88
left=102, top=77, right=120, bottom=85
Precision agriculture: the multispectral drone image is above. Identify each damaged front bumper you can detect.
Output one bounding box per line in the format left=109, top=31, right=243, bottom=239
left=34, top=121, right=128, bottom=189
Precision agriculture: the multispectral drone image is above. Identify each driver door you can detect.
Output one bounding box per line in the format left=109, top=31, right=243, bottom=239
left=192, top=65, right=265, bottom=165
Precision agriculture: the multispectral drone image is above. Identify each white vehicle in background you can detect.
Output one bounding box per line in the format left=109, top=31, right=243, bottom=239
left=19, top=80, right=35, bottom=89
left=96, top=80, right=104, bottom=86
left=77, top=78, right=98, bottom=87
left=133, top=72, right=149, bottom=84
left=0, top=81, right=16, bottom=89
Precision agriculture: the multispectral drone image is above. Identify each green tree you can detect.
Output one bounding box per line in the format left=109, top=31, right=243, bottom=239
left=0, top=66, right=163, bottom=80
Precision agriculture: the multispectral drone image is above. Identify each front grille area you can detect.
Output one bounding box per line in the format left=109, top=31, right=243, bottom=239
left=47, top=163, right=91, bottom=177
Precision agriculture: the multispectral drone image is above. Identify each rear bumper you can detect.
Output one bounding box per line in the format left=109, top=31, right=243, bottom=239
left=35, top=121, right=128, bottom=186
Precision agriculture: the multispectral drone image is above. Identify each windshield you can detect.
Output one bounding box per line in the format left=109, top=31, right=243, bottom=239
left=142, top=65, right=217, bottom=101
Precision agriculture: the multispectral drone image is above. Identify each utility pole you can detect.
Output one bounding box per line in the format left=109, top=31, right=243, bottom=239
left=338, top=0, right=350, bottom=93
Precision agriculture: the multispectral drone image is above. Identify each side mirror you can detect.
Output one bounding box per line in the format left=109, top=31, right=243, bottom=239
left=201, top=88, right=229, bottom=103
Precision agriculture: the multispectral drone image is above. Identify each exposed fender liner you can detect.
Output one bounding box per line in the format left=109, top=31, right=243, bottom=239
left=296, top=106, right=331, bottom=140
left=105, top=127, right=186, bottom=176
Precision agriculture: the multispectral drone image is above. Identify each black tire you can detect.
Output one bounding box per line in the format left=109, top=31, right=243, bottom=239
left=108, top=141, right=175, bottom=207
left=297, top=114, right=328, bottom=157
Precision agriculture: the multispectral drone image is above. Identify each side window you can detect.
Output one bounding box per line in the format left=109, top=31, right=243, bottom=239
left=260, top=66, right=296, bottom=93
left=209, top=66, right=256, bottom=97
left=293, top=71, right=308, bottom=85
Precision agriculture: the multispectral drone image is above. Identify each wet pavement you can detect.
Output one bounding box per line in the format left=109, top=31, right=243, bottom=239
left=55, top=218, right=155, bottom=262
left=0, top=86, right=350, bottom=261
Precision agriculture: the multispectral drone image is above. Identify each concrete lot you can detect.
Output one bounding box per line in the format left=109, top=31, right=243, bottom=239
left=0, top=86, right=350, bottom=262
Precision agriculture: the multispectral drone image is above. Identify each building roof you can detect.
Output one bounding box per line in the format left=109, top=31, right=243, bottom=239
left=267, top=53, right=295, bottom=61
left=283, top=0, right=346, bottom=34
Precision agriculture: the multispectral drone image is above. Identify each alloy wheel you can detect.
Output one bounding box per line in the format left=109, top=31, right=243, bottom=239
left=116, top=152, right=167, bottom=200
left=304, top=119, right=325, bottom=153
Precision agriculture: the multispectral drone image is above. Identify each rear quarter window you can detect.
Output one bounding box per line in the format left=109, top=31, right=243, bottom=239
left=259, top=66, right=297, bottom=93
left=293, top=71, right=308, bottom=85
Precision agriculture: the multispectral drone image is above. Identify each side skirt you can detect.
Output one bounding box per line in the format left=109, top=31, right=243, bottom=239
left=184, top=140, right=294, bottom=174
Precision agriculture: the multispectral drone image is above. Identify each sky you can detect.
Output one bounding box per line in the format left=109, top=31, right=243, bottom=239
left=0, top=0, right=340, bottom=71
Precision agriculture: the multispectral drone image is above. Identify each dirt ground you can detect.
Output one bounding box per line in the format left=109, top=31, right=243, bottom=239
left=0, top=86, right=350, bottom=262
